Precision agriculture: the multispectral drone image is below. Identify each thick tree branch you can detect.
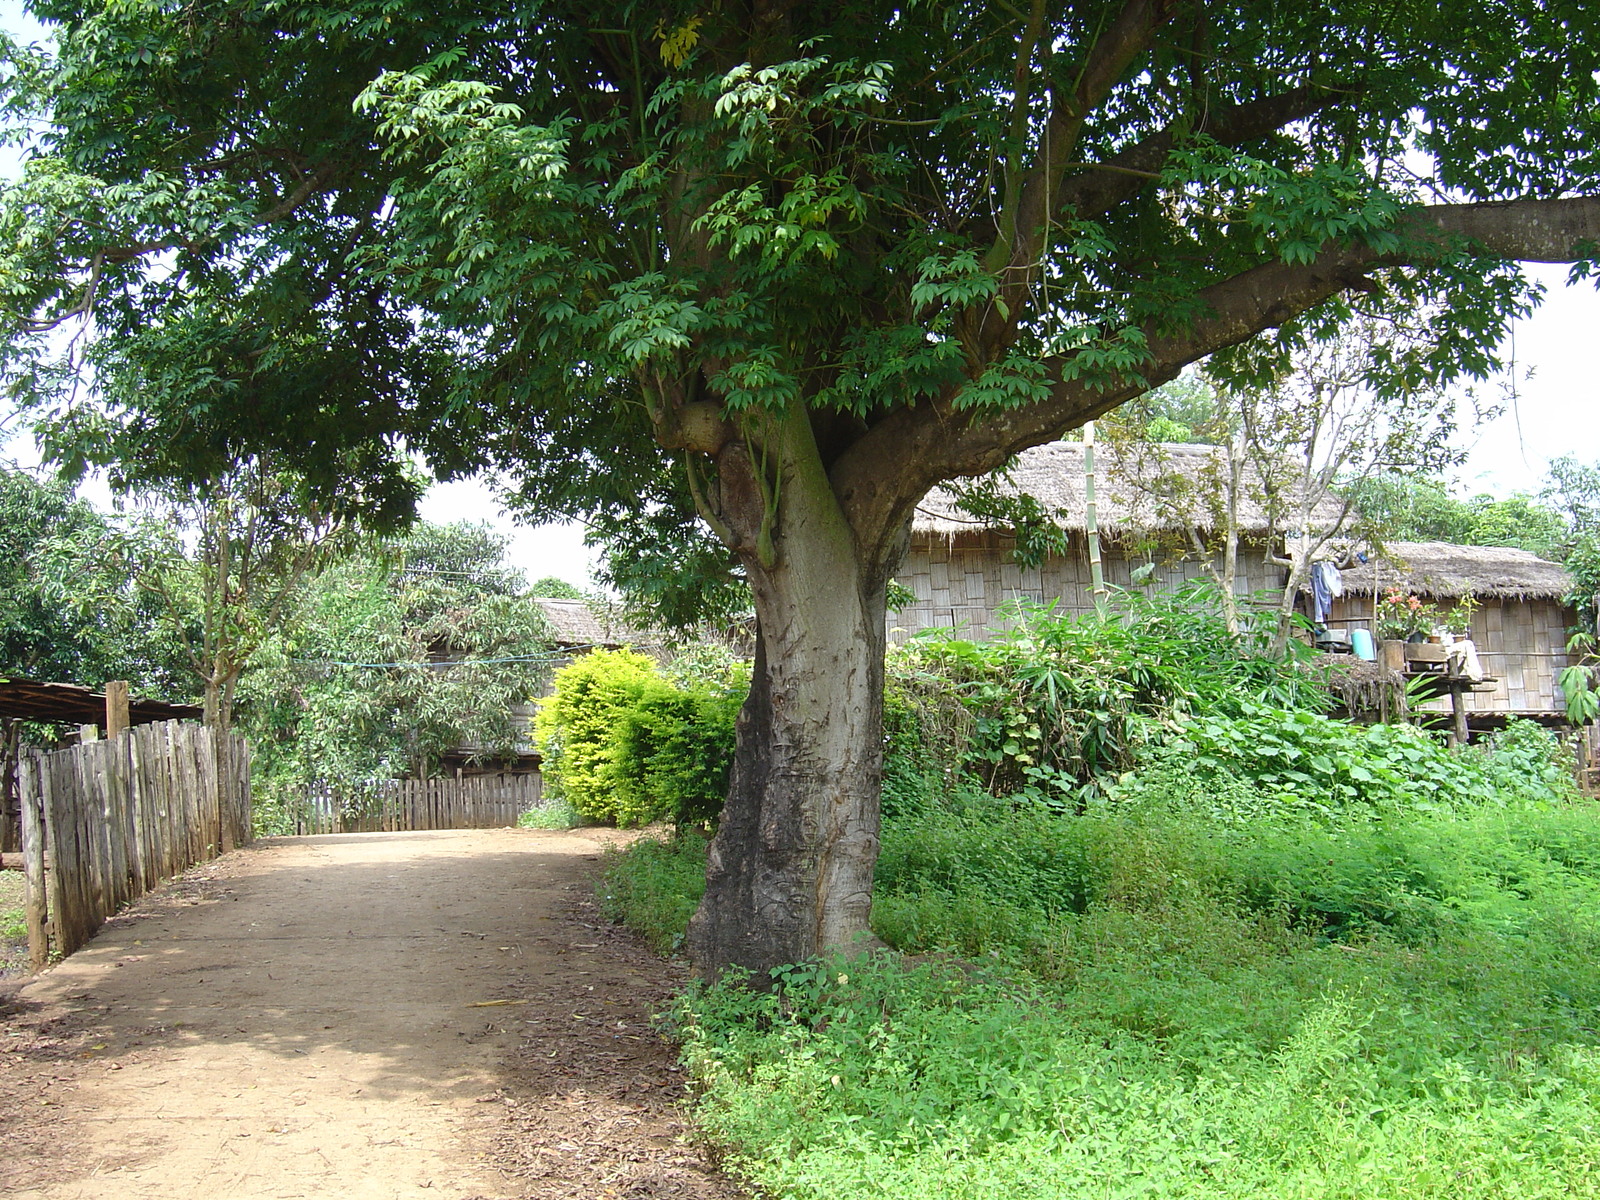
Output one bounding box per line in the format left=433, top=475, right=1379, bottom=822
left=986, top=0, right=1171, bottom=274
left=978, top=0, right=1172, bottom=354
left=835, top=193, right=1600, bottom=561
left=1055, top=85, right=1334, bottom=219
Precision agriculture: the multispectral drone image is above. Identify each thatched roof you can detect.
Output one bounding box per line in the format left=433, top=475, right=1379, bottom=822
left=912, top=441, right=1347, bottom=538
left=1338, top=541, right=1572, bottom=601
left=533, top=598, right=660, bottom=649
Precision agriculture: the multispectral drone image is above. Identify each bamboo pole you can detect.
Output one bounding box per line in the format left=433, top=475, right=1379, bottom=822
left=1083, top=421, right=1108, bottom=612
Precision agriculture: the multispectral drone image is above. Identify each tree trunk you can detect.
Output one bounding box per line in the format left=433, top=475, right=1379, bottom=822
left=685, top=416, right=895, bottom=978
left=201, top=662, right=239, bottom=730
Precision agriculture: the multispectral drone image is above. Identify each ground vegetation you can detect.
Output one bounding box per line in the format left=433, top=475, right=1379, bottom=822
left=598, top=593, right=1597, bottom=1198
left=3, top=1, right=1600, bottom=972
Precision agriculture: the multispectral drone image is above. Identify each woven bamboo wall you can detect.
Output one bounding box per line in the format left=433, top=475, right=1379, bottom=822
left=894, top=533, right=1575, bottom=717
left=891, top=531, right=1283, bottom=640
left=1325, top=594, right=1573, bottom=715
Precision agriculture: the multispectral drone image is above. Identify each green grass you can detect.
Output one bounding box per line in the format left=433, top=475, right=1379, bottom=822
left=516, top=796, right=584, bottom=830
left=597, top=830, right=708, bottom=954
left=0, top=868, right=31, bottom=976
left=605, top=797, right=1600, bottom=1199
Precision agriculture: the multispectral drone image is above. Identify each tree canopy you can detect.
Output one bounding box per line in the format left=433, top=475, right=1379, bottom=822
left=3, top=0, right=1599, bottom=973
left=0, top=466, right=192, bottom=697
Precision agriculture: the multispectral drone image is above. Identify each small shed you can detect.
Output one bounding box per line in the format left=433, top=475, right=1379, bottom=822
left=0, top=679, right=202, bottom=728
left=1326, top=541, right=1575, bottom=718
left=0, top=679, right=203, bottom=856
left=895, top=441, right=1343, bottom=638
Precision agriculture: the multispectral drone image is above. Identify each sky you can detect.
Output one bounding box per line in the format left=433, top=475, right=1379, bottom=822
left=0, top=4, right=1596, bottom=584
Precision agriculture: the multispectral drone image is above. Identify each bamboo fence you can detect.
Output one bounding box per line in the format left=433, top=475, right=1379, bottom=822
left=18, top=721, right=251, bottom=969
left=291, top=773, right=543, bottom=835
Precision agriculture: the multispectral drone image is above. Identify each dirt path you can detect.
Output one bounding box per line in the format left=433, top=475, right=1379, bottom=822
left=0, top=828, right=741, bottom=1200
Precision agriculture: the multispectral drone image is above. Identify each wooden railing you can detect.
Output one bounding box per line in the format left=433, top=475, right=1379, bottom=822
left=19, top=721, right=250, bottom=968
left=290, top=773, right=543, bottom=835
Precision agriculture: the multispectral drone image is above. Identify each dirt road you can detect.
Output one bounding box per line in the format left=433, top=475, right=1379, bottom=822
left=0, top=828, right=739, bottom=1200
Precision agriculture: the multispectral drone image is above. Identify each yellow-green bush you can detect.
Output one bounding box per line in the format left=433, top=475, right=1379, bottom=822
left=609, top=680, right=741, bottom=828
left=533, top=647, right=660, bottom=823
left=535, top=647, right=744, bottom=828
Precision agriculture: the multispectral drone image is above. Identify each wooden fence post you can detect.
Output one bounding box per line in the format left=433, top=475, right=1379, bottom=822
left=105, top=681, right=130, bottom=740
left=19, top=754, right=49, bottom=972
left=218, top=733, right=236, bottom=854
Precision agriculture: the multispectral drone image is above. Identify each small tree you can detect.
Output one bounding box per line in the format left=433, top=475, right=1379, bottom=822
left=120, top=458, right=359, bottom=729
left=241, top=521, right=553, bottom=817
left=1105, top=314, right=1471, bottom=652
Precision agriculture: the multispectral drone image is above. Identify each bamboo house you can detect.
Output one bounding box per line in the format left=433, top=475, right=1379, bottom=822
left=893, top=440, right=1345, bottom=639
left=1326, top=541, right=1576, bottom=719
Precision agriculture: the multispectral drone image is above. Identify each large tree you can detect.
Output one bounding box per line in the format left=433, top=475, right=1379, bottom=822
left=2, top=1, right=1599, bottom=974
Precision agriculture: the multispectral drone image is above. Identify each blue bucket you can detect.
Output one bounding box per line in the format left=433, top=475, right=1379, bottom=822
left=1349, top=628, right=1376, bottom=662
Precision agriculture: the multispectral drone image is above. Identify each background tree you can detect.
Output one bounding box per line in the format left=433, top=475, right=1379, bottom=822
left=0, top=466, right=191, bottom=695
left=113, top=457, right=363, bottom=729
left=241, top=521, right=553, bottom=827
left=1100, top=314, right=1467, bottom=651
left=2, top=2, right=1599, bottom=974
left=531, top=576, right=586, bottom=600
left=1221, top=316, right=1468, bottom=652
left=1348, top=472, right=1572, bottom=560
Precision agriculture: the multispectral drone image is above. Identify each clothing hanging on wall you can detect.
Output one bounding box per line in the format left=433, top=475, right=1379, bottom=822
left=1308, top=560, right=1344, bottom=624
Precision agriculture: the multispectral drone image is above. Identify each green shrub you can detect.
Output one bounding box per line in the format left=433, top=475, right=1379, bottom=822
left=533, top=647, right=661, bottom=823
left=906, top=582, right=1332, bottom=807
left=535, top=645, right=746, bottom=829
left=1115, top=706, right=1575, bottom=821
left=597, top=831, right=710, bottom=953
left=516, top=796, right=583, bottom=829
left=610, top=679, right=742, bottom=828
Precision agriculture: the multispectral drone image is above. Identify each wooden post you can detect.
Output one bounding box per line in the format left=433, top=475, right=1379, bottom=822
left=105, top=681, right=131, bottom=740
left=1, top=717, right=19, bottom=861
left=19, top=754, right=49, bottom=972
left=218, top=734, right=236, bottom=854
left=1450, top=682, right=1470, bottom=747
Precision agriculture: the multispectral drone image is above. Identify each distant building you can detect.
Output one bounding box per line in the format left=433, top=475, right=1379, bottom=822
left=894, top=440, right=1344, bottom=639
left=1328, top=541, right=1576, bottom=719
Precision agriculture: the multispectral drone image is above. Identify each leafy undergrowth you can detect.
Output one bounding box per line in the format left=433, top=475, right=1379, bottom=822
left=598, top=830, right=709, bottom=954
left=515, top=796, right=584, bottom=830
left=606, top=799, right=1600, bottom=1199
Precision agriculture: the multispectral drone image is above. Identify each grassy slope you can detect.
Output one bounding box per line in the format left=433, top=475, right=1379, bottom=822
left=606, top=801, right=1600, bottom=1199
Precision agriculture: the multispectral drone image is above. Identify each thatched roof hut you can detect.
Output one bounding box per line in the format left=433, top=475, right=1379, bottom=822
left=532, top=598, right=660, bottom=650
left=1325, top=541, right=1576, bottom=720
left=1339, top=541, right=1572, bottom=601
left=912, top=441, right=1347, bottom=538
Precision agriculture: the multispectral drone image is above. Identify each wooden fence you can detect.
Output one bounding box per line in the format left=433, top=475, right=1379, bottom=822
left=19, top=721, right=251, bottom=969
left=290, top=773, right=543, bottom=835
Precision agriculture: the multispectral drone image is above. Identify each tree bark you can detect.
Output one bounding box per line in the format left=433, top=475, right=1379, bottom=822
left=685, top=565, right=888, bottom=976
left=201, top=662, right=239, bottom=731
left=684, top=410, right=899, bottom=977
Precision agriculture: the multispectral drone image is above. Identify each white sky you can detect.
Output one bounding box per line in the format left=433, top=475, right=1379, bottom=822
left=1, top=2, right=1597, bottom=583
